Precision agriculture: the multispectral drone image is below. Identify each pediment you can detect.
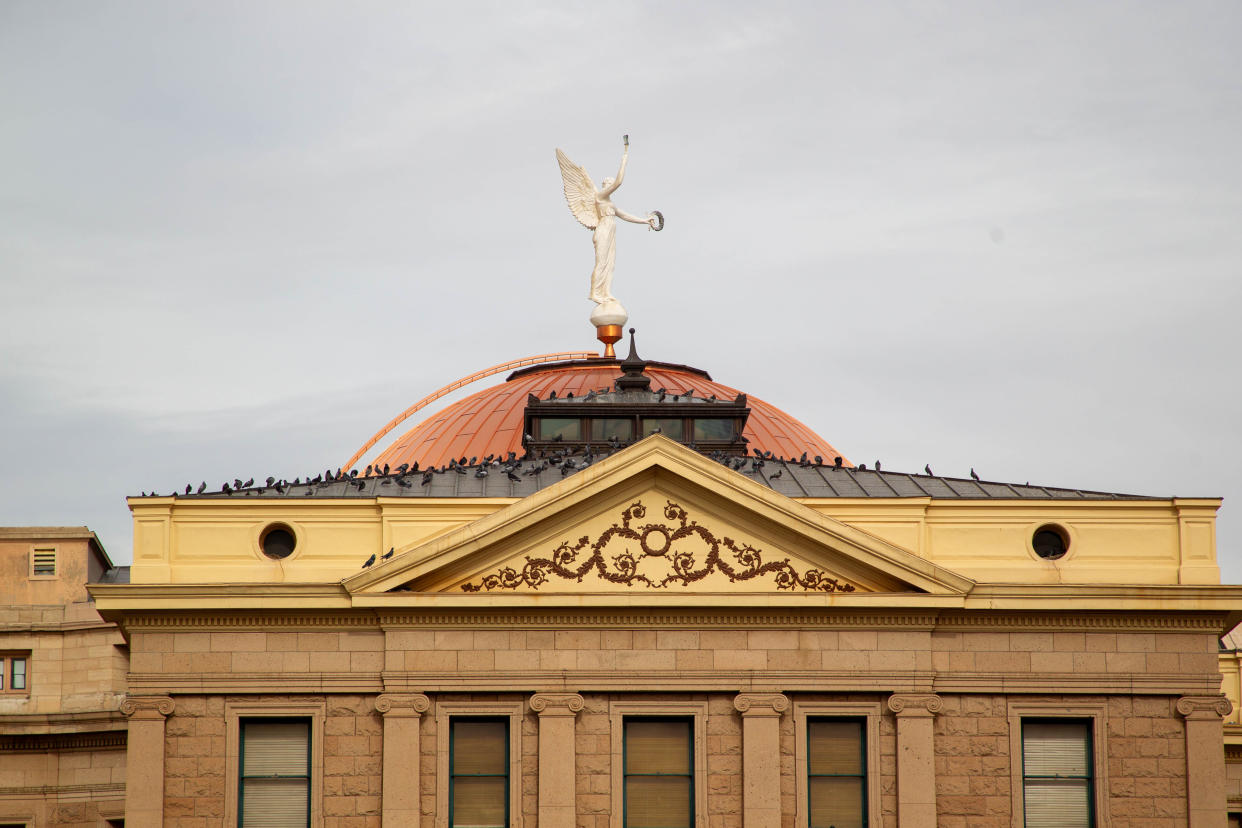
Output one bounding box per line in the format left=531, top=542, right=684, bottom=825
left=344, top=436, right=973, bottom=597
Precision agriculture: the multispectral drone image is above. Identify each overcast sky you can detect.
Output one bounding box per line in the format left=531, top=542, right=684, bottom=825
left=2, top=2, right=1239, bottom=578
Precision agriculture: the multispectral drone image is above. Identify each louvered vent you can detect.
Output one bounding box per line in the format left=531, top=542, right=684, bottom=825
left=32, top=548, right=56, bottom=576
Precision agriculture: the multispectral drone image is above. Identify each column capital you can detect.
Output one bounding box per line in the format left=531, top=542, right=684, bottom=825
left=529, top=693, right=585, bottom=717
left=120, top=695, right=175, bottom=720
left=733, top=693, right=789, bottom=717
left=375, top=693, right=431, bottom=717
left=887, top=693, right=942, bottom=717
left=1176, top=695, right=1232, bottom=721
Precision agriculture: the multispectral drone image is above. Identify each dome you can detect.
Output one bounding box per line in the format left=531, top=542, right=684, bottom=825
left=364, top=357, right=849, bottom=472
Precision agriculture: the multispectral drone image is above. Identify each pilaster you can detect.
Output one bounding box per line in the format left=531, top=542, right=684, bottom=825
left=120, top=695, right=174, bottom=828
left=1177, top=695, right=1232, bottom=828
left=530, top=693, right=585, bottom=828
left=376, top=693, right=431, bottom=827
left=888, top=693, right=941, bottom=828
left=733, top=693, right=789, bottom=828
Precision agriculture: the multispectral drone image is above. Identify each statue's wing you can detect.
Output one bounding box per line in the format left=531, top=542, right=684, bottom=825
left=556, top=148, right=600, bottom=229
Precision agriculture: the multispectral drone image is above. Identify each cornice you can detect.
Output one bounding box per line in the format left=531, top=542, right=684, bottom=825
left=0, top=619, right=120, bottom=634
left=934, top=611, right=1227, bottom=633
left=111, top=607, right=1230, bottom=633
left=0, top=730, right=127, bottom=753
left=123, top=667, right=1222, bottom=698
left=0, top=782, right=125, bottom=796
left=378, top=609, right=942, bottom=629
left=122, top=611, right=381, bottom=631
left=0, top=710, right=127, bottom=734
left=127, top=673, right=384, bottom=695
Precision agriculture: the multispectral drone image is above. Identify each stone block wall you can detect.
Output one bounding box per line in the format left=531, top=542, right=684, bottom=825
left=162, top=694, right=383, bottom=828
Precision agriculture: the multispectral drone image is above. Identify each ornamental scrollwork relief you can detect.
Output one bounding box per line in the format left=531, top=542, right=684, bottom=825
left=461, top=500, right=857, bottom=593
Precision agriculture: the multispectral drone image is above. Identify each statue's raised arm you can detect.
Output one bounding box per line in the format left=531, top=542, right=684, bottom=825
left=556, top=137, right=663, bottom=348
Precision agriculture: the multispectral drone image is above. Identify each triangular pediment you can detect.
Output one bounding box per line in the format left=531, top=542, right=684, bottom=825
left=344, top=436, right=974, bottom=597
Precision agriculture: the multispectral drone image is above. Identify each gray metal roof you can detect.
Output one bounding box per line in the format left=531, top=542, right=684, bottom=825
left=162, top=452, right=1160, bottom=502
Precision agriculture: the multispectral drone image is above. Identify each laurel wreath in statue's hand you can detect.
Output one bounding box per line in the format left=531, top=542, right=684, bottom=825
left=648, top=210, right=664, bottom=232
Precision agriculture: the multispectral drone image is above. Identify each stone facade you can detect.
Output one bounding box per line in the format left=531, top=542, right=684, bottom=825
left=107, top=607, right=1232, bottom=828
left=0, top=528, right=127, bottom=826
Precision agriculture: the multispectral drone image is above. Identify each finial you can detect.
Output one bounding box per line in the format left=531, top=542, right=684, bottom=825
left=615, top=328, right=651, bottom=392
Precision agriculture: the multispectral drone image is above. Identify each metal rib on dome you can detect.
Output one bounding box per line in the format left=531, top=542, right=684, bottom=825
left=364, top=360, right=850, bottom=472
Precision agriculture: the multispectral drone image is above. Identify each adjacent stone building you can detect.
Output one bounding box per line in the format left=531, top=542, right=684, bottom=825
left=0, top=527, right=128, bottom=826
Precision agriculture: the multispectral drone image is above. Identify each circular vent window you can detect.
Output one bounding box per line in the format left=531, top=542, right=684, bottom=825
left=1032, top=524, right=1069, bottom=560
left=260, top=524, right=297, bottom=560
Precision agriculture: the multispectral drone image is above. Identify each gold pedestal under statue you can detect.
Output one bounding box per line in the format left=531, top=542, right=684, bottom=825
left=596, top=325, right=623, bottom=358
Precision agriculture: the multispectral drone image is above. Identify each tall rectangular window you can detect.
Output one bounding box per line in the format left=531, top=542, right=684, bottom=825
left=1, top=654, right=29, bottom=694
left=624, top=718, right=693, bottom=828
left=239, top=719, right=310, bottom=827
left=807, top=719, right=866, bottom=828
left=450, top=718, right=508, bottom=828
left=1022, top=720, right=1093, bottom=828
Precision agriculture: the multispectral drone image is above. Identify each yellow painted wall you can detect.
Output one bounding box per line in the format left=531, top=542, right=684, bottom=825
left=129, top=493, right=1220, bottom=587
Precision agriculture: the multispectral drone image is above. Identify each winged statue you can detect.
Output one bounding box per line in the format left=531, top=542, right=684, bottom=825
left=556, top=136, right=662, bottom=310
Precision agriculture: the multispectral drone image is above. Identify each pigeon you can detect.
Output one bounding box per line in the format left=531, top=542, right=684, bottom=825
left=234, top=479, right=243, bottom=489
left=185, top=484, right=192, bottom=494
left=243, top=478, right=253, bottom=488
left=814, top=456, right=823, bottom=466
left=382, top=548, right=394, bottom=560
left=266, top=477, right=276, bottom=487
left=506, top=469, right=521, bottom=482
left=970, top=468, right=980, bottom=481
left=421, top=471, right=434, bottom=486
left=197, top=481, right=207, bottom=494
left=362, top=554, right=376, bottom=568
left=834, top=457, right=843, bottom=468
left=925, top=465, right=933, bottom=476
left=396, top=463, right=409, bottom=474
left=873, top=461, right=880, bottom=472
left=770, top=468, right=783, bottom=479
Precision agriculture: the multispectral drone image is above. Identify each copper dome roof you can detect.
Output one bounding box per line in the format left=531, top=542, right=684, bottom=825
left=365, top=358, right=849, bottom=472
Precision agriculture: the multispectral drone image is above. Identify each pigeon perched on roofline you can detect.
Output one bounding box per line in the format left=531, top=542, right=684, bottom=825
left=925, top=464, right=933, bottom=476
left=970, top=468, right=980, bottom=481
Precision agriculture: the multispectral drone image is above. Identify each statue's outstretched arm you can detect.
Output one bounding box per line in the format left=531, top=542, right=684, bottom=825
left=615, top=207, right=652, bottom=225
left=599, top=145, right=629, bottom=196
